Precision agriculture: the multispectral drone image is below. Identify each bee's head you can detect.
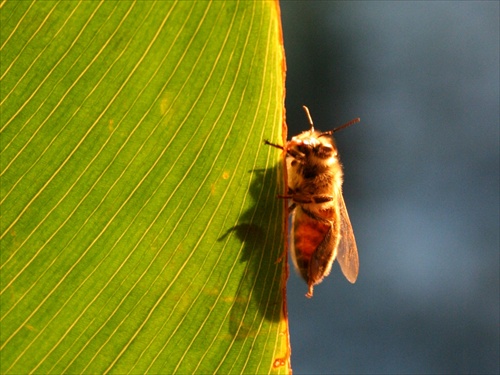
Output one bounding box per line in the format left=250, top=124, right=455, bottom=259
left=286, top=106, right=359, bottom=165
left=291, top=106, right=359, bottom=161
left=289, top=131, right=338, bottom=161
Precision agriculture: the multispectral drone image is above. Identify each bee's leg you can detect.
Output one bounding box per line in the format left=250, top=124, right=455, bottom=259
left=275, top=187, right=298, bottom=212
left=291, top=194, right=334, bottom=204
left=300, top=206, right=331, bottom=224
left=290, top=194, right=314, bottom=204
left=312, top=195, right=334, bottom=203
left=276, top=186, right=295, bottom=200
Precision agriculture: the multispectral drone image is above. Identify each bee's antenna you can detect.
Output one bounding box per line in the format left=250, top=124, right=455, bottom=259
left=319, top=117, right=361, bottom=137
left=332, top=117, right=360, bottom=133
left=302, top=105, right=315, bottom=131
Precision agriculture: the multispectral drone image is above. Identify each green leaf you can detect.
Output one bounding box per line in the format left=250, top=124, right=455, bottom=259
left=1, top=1, right=288, bottom=373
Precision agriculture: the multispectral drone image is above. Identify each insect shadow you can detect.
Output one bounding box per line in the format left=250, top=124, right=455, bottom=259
left=218, top=164, right=286, bottom=339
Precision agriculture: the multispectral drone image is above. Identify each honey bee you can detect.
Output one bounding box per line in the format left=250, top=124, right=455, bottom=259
left=266, top=106, right=360, bottom=298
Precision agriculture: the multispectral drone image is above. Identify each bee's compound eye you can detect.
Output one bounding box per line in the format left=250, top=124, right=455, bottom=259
left=318, top=144, right=334, bottom=158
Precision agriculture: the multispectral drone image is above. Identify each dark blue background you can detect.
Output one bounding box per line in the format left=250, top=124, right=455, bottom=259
left=281, top=2, right=499, bottom=374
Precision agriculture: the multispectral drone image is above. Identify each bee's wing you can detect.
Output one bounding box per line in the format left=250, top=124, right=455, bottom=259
left=336, top=194, right=359, bottom=283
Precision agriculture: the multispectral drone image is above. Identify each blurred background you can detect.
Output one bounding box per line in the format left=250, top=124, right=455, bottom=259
left=280, top=2, right=499, bottom=374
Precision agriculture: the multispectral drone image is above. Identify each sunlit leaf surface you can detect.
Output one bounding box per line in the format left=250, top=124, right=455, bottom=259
left=0, top=1, right=288, bottom=373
